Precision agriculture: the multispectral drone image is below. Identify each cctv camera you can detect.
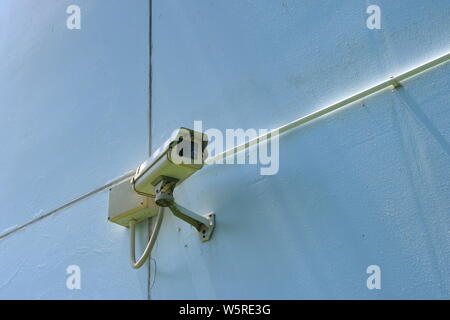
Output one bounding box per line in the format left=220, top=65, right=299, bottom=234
left=130, top=127, right=215, bottom=243
left=131, top=127, right=208, bottom=197
left=108, top=128, right=214, bottom=269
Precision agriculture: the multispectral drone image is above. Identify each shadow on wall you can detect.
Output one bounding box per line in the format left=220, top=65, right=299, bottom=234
left=396, top=89, right=450, bottom=157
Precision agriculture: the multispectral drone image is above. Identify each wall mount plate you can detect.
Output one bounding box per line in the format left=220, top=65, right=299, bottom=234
left=198, top=213, right=215, bottom=242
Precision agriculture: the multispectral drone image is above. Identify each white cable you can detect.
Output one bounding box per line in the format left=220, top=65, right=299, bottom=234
left=205, top=52, right=450, bottom=165
left=129, top=207, right=164, bottom=269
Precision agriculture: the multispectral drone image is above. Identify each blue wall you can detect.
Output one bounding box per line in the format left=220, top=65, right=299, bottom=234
left=150, top=0, right=450, bottom=299
left=0, top=0, right=150, bottom=299
left=0, top=0, right=449, bottom=299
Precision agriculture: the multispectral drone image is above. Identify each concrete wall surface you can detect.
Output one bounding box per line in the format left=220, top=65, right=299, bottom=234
left=0, top=0, right=449, bottom=299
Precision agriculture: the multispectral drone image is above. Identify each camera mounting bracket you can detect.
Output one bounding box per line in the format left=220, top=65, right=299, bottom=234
left=154, top=177, right=215, bottom=242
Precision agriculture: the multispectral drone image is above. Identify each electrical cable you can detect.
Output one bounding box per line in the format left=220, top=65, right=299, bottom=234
left=130, top=207, right=164, bottom=269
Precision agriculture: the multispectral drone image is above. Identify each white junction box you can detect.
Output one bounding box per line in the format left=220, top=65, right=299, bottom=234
left=108, top=179, right=158, bottom=227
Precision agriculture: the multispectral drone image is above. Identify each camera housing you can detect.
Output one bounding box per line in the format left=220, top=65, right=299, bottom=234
left=130, top=127, right=215, bottom=242
left=108, top=127, right=215, bottom=269
left=131, top=127, right=208, bottom=197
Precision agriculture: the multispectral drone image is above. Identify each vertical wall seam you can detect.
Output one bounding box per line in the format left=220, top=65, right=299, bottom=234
left=147, top=0, right=153, bottom=301
left=148, top=0, right=153, bottom=159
